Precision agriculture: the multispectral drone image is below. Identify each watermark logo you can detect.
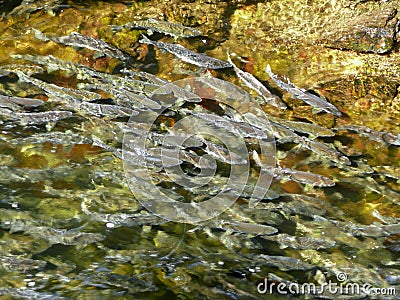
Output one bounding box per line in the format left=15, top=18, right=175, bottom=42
left=257, top=272, right=397, bottom=297
left=122, top=77, right=276, bottom=224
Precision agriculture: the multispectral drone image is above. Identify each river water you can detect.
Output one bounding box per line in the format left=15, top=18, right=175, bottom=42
left=0, top=0, right=399, bottom=299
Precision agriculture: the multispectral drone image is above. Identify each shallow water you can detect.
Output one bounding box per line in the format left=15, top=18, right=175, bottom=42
left=0, top=1, right=400, bottom=299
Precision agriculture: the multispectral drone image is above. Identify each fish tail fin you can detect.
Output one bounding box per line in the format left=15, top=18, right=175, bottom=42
left=265, top=64, right=272, bottom=74
left=32, top=28, right=50, bottom=42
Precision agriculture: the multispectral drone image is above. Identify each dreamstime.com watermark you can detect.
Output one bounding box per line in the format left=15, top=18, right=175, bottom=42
left=257, top=272, right=397, bottom=297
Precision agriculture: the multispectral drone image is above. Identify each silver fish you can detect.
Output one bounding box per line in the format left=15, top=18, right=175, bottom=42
left=16, top=71, right=100, bottom=102
left=139, top=35, right=232, bottom=69
left=297, top=136, right=351, bottom=165
left=34, top=29, right=129, bottom=61
left=243, top=112, right=298, bottom=142
left=0, top=108, right=73, bottom=125
left=181, top=108, right=269, bottom=140
left=226, top=181, right=280, bottom=201
left=267, top=115, right=335, bottom=137
left=373, top=165, right=400, bottom=180
left=10, top=220, right=105, bottom=245
left=227, top=53, right=286, bottom=109
left=277, top=167, right=335, bottom=187
left=78, top=102, right=136, bottom=118
left=254, top=254, right=315, bottom=271
left=15, top=72, right=134, bottom=118
left=0, top=95, right=44, bottom=108
left=1, top=63, right=44, bottom=76
left=120, top=68, right=169, bottom=85
left=339, top=176, right=400, bottom=203
left=265, top=65, right=342, bottom=116
left=201, top=139, right=247, bottom=165
left=92, top=135, right=123, bottom=159
left=337, top=125, right=400, bottom=146
left=262, top=233, right=335, bottom=250
left=331, top=219, right=400, bottom=238
left=110, top=18, right=201, bottom=39
left=372, top=209, right=400, bottom=225
left=209, top=219, right=278, bottom=236
left=10, top=0, right=64, bottom=15
left=81, top=207, right=164, bottom=227
left=80, top=67, right=160, bottom=96
left=0, top=288, right=64, bottom=300
left=10, top=131, right=91, bottom=145
left=252, top=150, right=334, bottom=186
left=0, top=255, right=47, bottom=272
left=94, top=134, right=166, bottom=171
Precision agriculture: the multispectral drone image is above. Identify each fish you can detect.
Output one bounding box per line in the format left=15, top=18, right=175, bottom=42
left=276, top=167, right=335, bottom=187
left=15, top=72, right=136, bottom=118
left=337, top=125, right=400, bottom=146
left=201, top=139, right=248, bottom=165
left=372, top=209, right=400, bottom=225
left=76, top=272, right=156, bottom=293
left=0, top=95, right=44, bottom=108
left=267, top=115, right=335, bottom=137
left=110, top=18, right=201, bottom=39
left=11, top=54, right=165, bottom=97
left=244, top=111, right=349, bottom=165
left=11, top=53, right=82, bottom=77
left=252, top=149, right=334, bottom=191
left=139, top=35, right=232, bottom=69
left=34, top=29, right=129, bottom=61
left=10, top=131, right=92, bottom=145
left=209, top=219, right=278, bottom=236
left=220, top=178, right=279, bottom=201
left=265, top=65, right=342, bottom=116
left=121, top=122, right=204, bottom=148
left=0, top=165, right=95, bottom=183
left=254, top=254, right=315, bottom=271
left=9, top=220, right=105, bottom=245
left=180, top=108, right=270, bottom=140
left=0, top=108, right=73, bottom=125
left=120, top=67, right=169, bottom=85
left=262, top=233, right=335, bottom=250
left=94, top=134, right=173, bottom=171
left=0, top=288, right=65, bottom=300
left=78, top=102, right=137, bottom=118
left=79, top=67, right=160, bottom=96
left=9, top=0, right=64, bottom=15
left=227, top=53, right=287, bottom=109
left=258, top=195, right=328, bottom=218
left=373, top=165, right=400, bottom=180
left=330, top=219, right=400, bottom=238
left=91, top=135, right=123, bottom=159
left=0, top=255, right=47, bottom=272
left=339, top=176, right=400, bottom=203
left=243, top=112, right=297, bottom=142
left=124, top=169, right=187, bottom=203
left=153, top=83, right=203, bottom=105
left=81, top=206, right=164, bottom=227
left=15, top=71, right=101, bottom=102
left=77, top=82, right=155, bottom=110
left=253, top=153, right=335, bottom=187
left=1, top=63, right=44, bottom=76
left=297, top=136, right=351, bottom=165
